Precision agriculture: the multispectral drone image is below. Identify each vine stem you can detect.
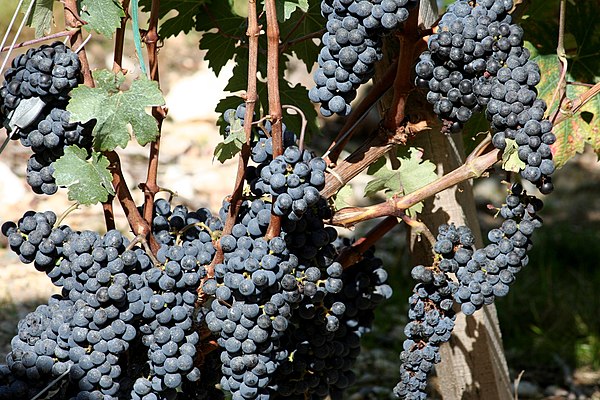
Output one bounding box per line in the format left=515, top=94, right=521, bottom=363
left=140, top=0, right=167, bottom=232
left=337, top=216, right=398, bottom=268
left=112, top=0, right=131, bottom=74
left=106, top=151, right=158, bottom=252
left=205, top=0, right=261, bottom=276
left=329, top=147, right=501, bottom=227
left=552, top=81, right=600, bottom=125
left=282, top=105, right=307, bottom=152
left=1, top=29, right=80, bottom=52
left=321, top=118, right=432, bottom=198
left=264, top=0, right=283, bottom=240
left=382, top=6, right=422, bottom=131
left=323, top=59, right=399, bottom=165
left=549, top=0, right=567, bottom=123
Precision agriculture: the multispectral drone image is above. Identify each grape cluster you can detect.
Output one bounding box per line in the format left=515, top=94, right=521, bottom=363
left=414, top=0, right=556, bottom=193
left=17, top=108, right=93, bottom=195
left=197, top=107, right=392, bottom=399
left=394, top=260, right=457, bottom=399
left=311, top=0, right=417, bottom=116
left=0, top=41, right=81, bottom=119
left=0, top=42, right=94, bottom=196
left=249, top=145, right=327, bottom=221
left=415, top=0, right=513, bottom=131
left=452, top=184, right=542, bottom=315
left=395, top=183, right=543, bottom=399
left=271, top=245, right=392, bottom=398
left=0, top=201, right=219, bottom=399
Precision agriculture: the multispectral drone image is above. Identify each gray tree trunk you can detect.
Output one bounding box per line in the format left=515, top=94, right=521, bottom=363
left=408, top=130, right=512, bottom=400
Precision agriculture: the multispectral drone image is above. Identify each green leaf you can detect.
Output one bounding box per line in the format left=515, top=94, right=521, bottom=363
left=215, top=95, right=245, bottom=137
left=276, top=0, right=309, bottom=22
left=199, top=31, right=239, bottom=77
left=67, top=70, right=165, bottom=151
left=54, top=146, right=114, bottom=205
left=80, top=0, right=124, bottom=38
left=139, top=0, right=209, bottom=38
left=279, top=81, right=319, bottom=142
left=366, top=156, right=386, bottom=175
left=502, top=139, right=526, bottom=173
left=214, top=119, right=245, bottom=163
left=21, top=0, right=54, bottom=38
left=279, top=1, right=323, bottom=72
left=522, top=0, right=600, bottom=83
left=197, top=1, right=247, bottom=76
left=333, top=184, right=353, bottom=210
left=528, top=46, right=600, bottom=168
left=364, top=148, right=438, bottom=216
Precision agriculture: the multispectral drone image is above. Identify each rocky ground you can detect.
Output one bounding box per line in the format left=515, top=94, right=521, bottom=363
left=0, top=32, right=598, bottom=400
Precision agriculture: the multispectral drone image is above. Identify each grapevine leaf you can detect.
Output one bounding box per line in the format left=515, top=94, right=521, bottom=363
left=197, top=1, right=247, bottom=76
left=523, top=0, right=600, bottom=83
left=215, top=95, right=245, bottom=138
left=80, top=0, right=124, bottom=38
left=214, top=119, right=245, bottom=163
left=280, top=1, right=323, bottom=72
left=275, top=0, right=309, bottom=22
left=138, top=0, right=210, bottom=38
left=199, top=31, right=238, bottom=77
left=279, top=81, right=319, bottom=142
left=54, top=146, right=114, bottom=205
left=21, top=0, right=54, bottom=38
left=502, top=139, right=526, bottom=173
left=333, top=184, right=354, bottom=210
left=366, top=156, right=386, bottom=175
left=364, top=148, right=438, bottom=216
left=550, top=87, right=600, bottom=168
left=67, top=70, right=165, bottom=151
left=528, top=45, right=600, bottom=167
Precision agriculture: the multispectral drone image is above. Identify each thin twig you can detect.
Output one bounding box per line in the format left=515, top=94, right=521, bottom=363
left=206, top=0, right=261, bottom=274
left=279, top=29, right=326, bottom=54
left=549, top=0, right=567, bottom=123
left=400, top=213, right=436, bottom=247
left=140, top=0, right=167, bottom=234
left=55, top=202, right=80, bottom=227
left=329, top=148, right=501, bottom=227
left=0, top=0, right=24, bottom=54
left=323, top=59, right=399, bottom=165
left=0, top=0, right=36, bottom=76
left=553, top=81, right=600, bottom=126
left=337, top=216, right=398, bottom=268
left=1, top=29, right=79, bottom=52
left=382, top=9, right=422, bottom=131
left=112, top=0, right=131, bottom=73
left=282, top=105, right=307, bottom=152
left=513, top=370, right=525, bottom=400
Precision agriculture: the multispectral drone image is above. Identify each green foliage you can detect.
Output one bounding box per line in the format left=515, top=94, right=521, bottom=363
left=365, top=148, right=438, bottom=217
left=502, top=138, right=526, bottom=173
left=214, top=116, right=244, bottom=163
left=54, top=146, right=114, bottom=205
left=197, top=1, right=247, bottom=76
left=521, top=0, right=600, bottom=83
left=280, top=1, right=323, bottom=72
left=20, top=0, right=53, bottom=38
left=139, top=0, right=211, bottom=38
left=272, top=0, right=309, bottom=22
left=67, top=70, right=165, bottom=151
left=333, top=184, right=354, bottom=210
left=526, top=44, right=600, bottom=168
left=80, top=0, right=124, bottom=38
